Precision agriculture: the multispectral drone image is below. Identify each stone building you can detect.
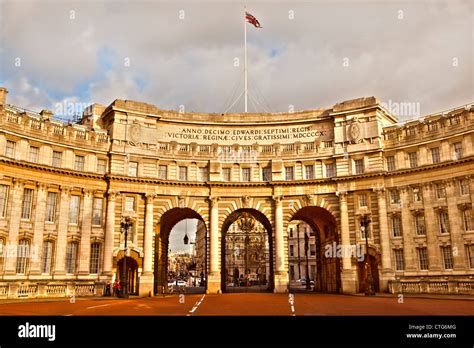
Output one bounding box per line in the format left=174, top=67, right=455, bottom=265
left=287, top=221, right=317, bottom=284
left=0, top=86, right=472, bottom=298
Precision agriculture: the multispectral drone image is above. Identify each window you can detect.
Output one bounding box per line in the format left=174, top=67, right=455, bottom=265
left=431, top=147, right=440, bottom=164
left=360, top=220, right=371, bottom=239
left=462, top=209, right=472, bottom=232
left=285, top=166, right=294, bottom=181
left=92, top=198, right=103, bottom=226
left=179, top=166, right=188, bottom=181
left=52, top=151, right=62, bottom=167
left=262, top=166, right=272, bottom=181
left=325, top=162, right=335, bottom=178
left=90, top=243, right=101, bottom=274
left=412, top=187, right=422, bottom=202
left=408, top=152, right=418, bottom=168
left=158, top=165, right=167, bottom=180
left=438, top=210, right=449, bottom=234
left=310, top=244, right=316, bottom=256
left=198, top=167, right=209, bottom=181
left=29, top=146, right=39, bottom=163
left=16, top=239, right=30, bottom=274
left=441, top=246, right=453, bottom=269
left=354, top=159, right=364, bottom=174
left=222, top=168, right=231, bottom=182
left=394, top=249, right=405, bottom=271
left=359, top=194, right=368, bottom=208
left=45, top=192, right=58, bottom=222
left=128, top=161, right=138, bottom=177
left=390, top=189, right=400, bottom=204
left=460, top=179, right=469, bottom=196
left=289, top=228, right=293, bottom=238
left=305, top=165, right=314, bottom=180
left=125, top=196, right=135, bottom=212
left=392, top=215, right=402, bottom=237
left=21, top=188, right=34, bottom=220
left=74, top=155, right=85, bottom=171
left=406, top=127, right=416, bottom=136
left=41, top=241, right=54, bottom=274
left=467, top=245, right=474, bottom=269
left=436, top=184, right=446, bottom=199
left=65, top=242, right=78, bottom=274
left=0, top=184, right=8, bottom=218
left=5, top=140, right=15, bottom=158
left=415, top=215, right=426, bottom=235
left=453, top=142, right=463, bottom=160
left=289, top=265, right=295, bottom=281
left=417, top=248, right=429, bottom=270
left=0, top=239, right=4, bottom=271
left=97, top=159, right=107, bottom=174
left=386, top=156, right=396, bottom=171
left=242, top=168, right=251, bottom=182
left=289, top=244, right=294, bottom=257
left=69, top=195, right=81, bottom=224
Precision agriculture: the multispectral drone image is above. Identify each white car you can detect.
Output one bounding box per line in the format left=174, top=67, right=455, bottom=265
left=168, top=280, right=187, bottom=287
left=297, top=278, right=315, bottom=286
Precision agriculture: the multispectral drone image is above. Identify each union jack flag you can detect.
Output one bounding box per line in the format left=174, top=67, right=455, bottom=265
left=245, top=12, right=262, bottom=28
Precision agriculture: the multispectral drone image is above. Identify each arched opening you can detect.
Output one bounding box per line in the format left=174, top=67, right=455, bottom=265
left=115, top=249, right=142, bottom=296
left=357, top=248, right=380, bottom=293
left=289, top=206, right=341, bottom=293
left=221, top=208, right=274, bottom=293
left=154, top=208, right=208, bottom=295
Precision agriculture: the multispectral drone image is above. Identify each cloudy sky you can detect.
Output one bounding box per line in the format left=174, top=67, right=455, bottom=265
left=0, top=0, right=472, bottom=120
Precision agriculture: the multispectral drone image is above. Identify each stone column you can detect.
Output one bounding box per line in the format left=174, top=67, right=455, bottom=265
left=54, top=186, right=70, bottom=277
left=338, top=191, right=357, bottom=293
left=446, top=180, right=466, bottom=270
left=273, top=195, right=288, bottom=293
left=140, top=193, right=156, bottom=296
left=103, top=190, right=117, bottom=276
left=30, top=183, right=48, bottom=275
left=422, top=184, right=442, bottom=270
left=78, top=189, right=93, bottom=277
left=375, top=187, right=394, bottom=291
left=207, top=196, right=221, bottom=294
left=4, top=180, right=24, bottom=275
left=400, top=187, right=416, bottom=272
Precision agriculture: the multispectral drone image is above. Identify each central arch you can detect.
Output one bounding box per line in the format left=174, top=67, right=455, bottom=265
left=220, top=208, right=275, bottom=293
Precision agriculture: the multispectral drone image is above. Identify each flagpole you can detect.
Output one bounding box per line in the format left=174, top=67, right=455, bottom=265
left=244, top=7, right=248, bottom=113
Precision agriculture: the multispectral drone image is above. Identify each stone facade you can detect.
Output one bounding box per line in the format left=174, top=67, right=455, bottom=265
left=0, top=86, right=473, bottom=298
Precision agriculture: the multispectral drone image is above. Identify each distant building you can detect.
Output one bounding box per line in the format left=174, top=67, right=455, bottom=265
left=287, top=221, right=317, bottom=284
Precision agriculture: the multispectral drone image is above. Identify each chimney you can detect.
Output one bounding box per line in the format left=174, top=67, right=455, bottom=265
left=40, top=109, right=54, bottom=120
left=0, top=87, right=8, bottom=106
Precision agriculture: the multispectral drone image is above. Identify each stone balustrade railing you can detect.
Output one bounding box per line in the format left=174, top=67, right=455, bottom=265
left=0, top=281, right=105, bottom=299
left=388, top=279, right=474, bottom=295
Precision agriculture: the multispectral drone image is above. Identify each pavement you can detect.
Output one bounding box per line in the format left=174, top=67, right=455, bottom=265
left=0, top=292, right=473, bottom=316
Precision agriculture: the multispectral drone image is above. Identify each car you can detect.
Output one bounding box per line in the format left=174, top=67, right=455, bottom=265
left=297, top=278, right=315, bottom=286
left=176, top=280, right=187, bottom=287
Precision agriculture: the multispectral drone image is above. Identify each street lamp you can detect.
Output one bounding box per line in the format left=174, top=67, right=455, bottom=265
left=360, top=215, right=375, bottom=296
left=304, top=232, right=311, bottom=290
left=120, top=216, right=133, bottom=299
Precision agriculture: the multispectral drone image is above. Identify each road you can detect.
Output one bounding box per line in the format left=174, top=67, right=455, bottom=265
left=0, top=293, right=472, bottom=316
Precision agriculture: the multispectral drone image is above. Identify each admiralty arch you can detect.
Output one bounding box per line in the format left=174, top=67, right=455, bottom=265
left=0, top=86, right=473, bottom=298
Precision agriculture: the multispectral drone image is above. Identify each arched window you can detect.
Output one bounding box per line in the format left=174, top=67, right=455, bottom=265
left=16, top=239, right=30, bottom=274
left=65, top=241, right=78, bottom=274
left=41, top=240, right=54, bottom=274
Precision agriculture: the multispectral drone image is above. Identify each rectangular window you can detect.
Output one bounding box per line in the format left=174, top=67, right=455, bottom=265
left=198, top=167, right=209, bottom=182
left=97, top=159, right=107, bottom=174
left=441, top=246, right=454, bottom=269
left=0, top=239, right=4, bottom=271
left=262, top=166, right=272, bottom=181
left=453, top=142, right=463, bottom=160
left=179, top=166, right=188, bottom=181
left=158, top=165, right=167, bottom=180
left=289, top=244, right=294, bottom=257
left=69, top=195, right=81, bottom=224
left=431, top=147, right=440, bottom=164
left=289, top=265, right=295, bottom=281
left=417, top=247, right=429, bottom=270
left=305, top=165, right=314, bottom=180
left=325, top=162, right=335, bottom=178
left=74, top=155, right=85, bottom=171
left=222, top=168, right=231, bottom=182
left=438, top=210, right=449, bottom=234
left=359, top=194, right=368, bottom=208
left=5, top=140, right=15, bottom=158
left=92, top=198, right=103, bottom=226
left=467, top=245, right=474, bottom=269
left=460, top=179, right=469, bottom=196
left=390, top=189, right=400, bottom=204
left=16, top=239, right=30, bottom=274
left=0, top=185, right=8, bottom=218
left=52, top=151, right=62, bottom=168
left=29, top=146, right=39, bottom=163
left=310, top=244, right=316, bottom=256
left=386, top=156, right=396, bottom=171
left=285, top=166, right=294, bottom=181
left=65, top=242, right=78, bottom=274
left=90, top=243, right=101, bottom=274
left=415, top=215, right=426, bottom=235
left=392, top=215, right=402, bottom=237
left=128, top=161, right=138, bottom=177
left=41, top=241, right=54, bottom=274
left=242, top=168, right=251, bottom=182
left=394, top=249, right=405, bottom=271
left=412, top=187, right=422, bottom=202
left=462, top=210, right=472, bottom=232
left=436, top=184, right=446, bottom=199
left=354, top=159, right=364, bottom=174
left=125, top=196, right=135, bottom=212
left=21, top=188, right=34, bottom=220
left=408, top=152, right=418, bottom=168
left=45, top=192, right=58, bottom=222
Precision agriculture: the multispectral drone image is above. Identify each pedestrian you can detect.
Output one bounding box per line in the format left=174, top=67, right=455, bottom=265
left=105, top=281, right=111, bottom=296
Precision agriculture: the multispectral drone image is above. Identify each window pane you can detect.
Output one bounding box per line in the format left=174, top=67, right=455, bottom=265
left=417, top=248, right=428, bottom=270
left=90, top=243, right=101, bottom=274
left=97, top=159, right=106, bottom=174
left=158, top=165, right=167, bottom=180
left=21, top=188, right=34, bottom=220
left=75, top=155, right=85, bottom=171
left=52, top=151, right=62, bottom=167
left=5, top=140, right=16, bottom=158
left=29, top=146, right=39, bottom=163
left=16, top=239, right=30, bottom=274
left=242, top=168, right=251, bottom=181
left=125, top=196, right=135, bottom=212
left=305, top=165, right=314, bottom=180
left=0, top=185, right=8, bottom=218
left=128, top=162, right=138, bottom=177
left=179, top=166, right=188, bottom=181
left=66, top=242, right=78, bottom=274
left=69, top=195, right=81, bottom=224
left=92, top=198, right=103, bottom=226
left=45, top=192, right=57, bottom=222
left=222, top=168, right=231, bottom=181
left=41, top=241, right=53, bottom=274
left=285, top=167, right=294, bottom=181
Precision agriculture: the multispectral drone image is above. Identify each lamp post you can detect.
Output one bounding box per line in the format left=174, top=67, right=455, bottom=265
left=304, top=232, right=311, bottom=290
left=120, top=216, right=133, bottom=299
left=360, top=215, right=375, bottom=296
